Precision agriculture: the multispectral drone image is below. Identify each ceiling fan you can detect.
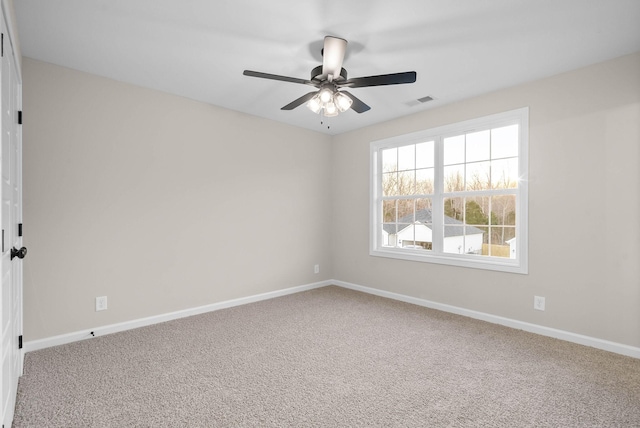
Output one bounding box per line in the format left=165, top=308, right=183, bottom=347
left=243, top=36, right=417, bottom=117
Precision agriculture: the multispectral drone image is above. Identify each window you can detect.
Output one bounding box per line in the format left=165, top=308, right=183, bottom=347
left=370, top=108, right=528, bottom=274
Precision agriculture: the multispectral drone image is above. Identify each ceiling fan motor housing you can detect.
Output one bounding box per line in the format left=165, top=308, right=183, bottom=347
left=311, top=65, right=347, bottom=82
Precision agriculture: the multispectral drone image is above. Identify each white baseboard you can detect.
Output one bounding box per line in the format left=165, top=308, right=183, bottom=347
left=24, top=280, right=332, bottom=353
left=25, top=278, right=640, bottom=360
left=334, top=280, right=640, bottom=359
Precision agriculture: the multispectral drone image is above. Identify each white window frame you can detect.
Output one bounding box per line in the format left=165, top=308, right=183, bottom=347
left=370, top=107, right=529, bottom=274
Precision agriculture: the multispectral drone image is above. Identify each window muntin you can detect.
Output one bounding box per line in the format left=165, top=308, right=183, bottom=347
left=370, top=108, right=528, bottom=274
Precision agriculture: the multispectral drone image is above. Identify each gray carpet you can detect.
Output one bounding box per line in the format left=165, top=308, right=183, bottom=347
left=13, top=286, right=640, bottom=427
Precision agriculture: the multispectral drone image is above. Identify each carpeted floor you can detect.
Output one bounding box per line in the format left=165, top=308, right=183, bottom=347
left=13, top=286, right=640, bottom=427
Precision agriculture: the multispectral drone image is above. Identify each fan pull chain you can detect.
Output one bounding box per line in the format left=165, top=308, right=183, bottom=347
left=320, top=115, right=331, bottom=130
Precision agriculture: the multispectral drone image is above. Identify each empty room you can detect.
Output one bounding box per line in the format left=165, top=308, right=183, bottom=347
left=1, top=0, right=639, bottom=426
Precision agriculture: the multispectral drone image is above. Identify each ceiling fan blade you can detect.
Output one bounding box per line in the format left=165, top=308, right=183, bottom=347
left=243, top=70, right=318, bottom=87
left=340, top=91, right=371, bottom=113
left=339, top=71, right=417, bottom=88
left=281, top=91, right=318, bottom=110
left=322, top=36, right=347, bottom=80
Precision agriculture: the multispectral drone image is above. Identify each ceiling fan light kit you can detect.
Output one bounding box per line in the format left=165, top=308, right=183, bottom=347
left=243, top=36, right=417, bottom=119
left=306, top=86, right=353, bottom=116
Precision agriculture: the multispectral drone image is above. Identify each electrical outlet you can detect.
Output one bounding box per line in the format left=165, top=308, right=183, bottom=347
left=96, top=296, right=108, bottom=311
left=314, top=264, right=320, bottom=274
left=534, top=296, right=545, bottom=311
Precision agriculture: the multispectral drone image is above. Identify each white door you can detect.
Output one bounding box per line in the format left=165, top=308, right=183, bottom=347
left=0, top=11, right=23, bottom=427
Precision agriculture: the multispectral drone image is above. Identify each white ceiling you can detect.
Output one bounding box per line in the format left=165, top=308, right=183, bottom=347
left=14, top=0, right=640, bottom=135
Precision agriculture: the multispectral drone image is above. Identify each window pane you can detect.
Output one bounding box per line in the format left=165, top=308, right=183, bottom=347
left=415, top=198, right=433, bottom=219
left=382, top=148, right=398, bottom=173
left=490, top=195, right=516, bottom=226
left=443, top=226, right=465, bottom=254
left=398, top=171, right=415, bottom=195
left=485, top=192, right=516, bottom=256
left=490, top=226, right=516, bottom=247
left=466, top=130, right=490, bottom=162
left=466, top=161, right=490, bottom=191
left=491, top=125, right=519, bottom=159
left=397, top=224, right=414, bottom=248
left=416, top=198, right=433, bottom=228
left=398, top=145, right=415, bottom=171
left=444, top=197, right=464, bottom=223
left=485, top=226, right=515, bottom=257
left=382, top=199, right=397, bottom=222
left=416, top=141, right=434, bottom=168
left=398, top=199, right=414, bottom=221
left=382, top=172, right=398, bottom=196
left=491, top=157, right=518, bottom=189
left=444, top=196, right=486, bottom=256
left=444, top=164, right=465, bottom=192
left=416, top=168, right=434, bottom=194
left=414, top=200, right=433, bottom=251
left=484, top=234, right=509, bottom=257
left=464, top=196, right=490, bottom=226
left=443, top=135, right=465, bottom=165
left=382, top=223, right=398, bottom=247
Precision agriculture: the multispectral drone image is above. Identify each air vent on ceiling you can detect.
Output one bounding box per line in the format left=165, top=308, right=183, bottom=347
left=417, top=95, right=434, bottom=103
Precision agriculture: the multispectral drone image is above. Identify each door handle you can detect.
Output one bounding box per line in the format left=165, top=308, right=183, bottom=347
left=11, top=246, right=27, bottom=260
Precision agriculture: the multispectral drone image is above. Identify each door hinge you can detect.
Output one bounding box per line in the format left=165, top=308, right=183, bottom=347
left=1, top=33, right=3, bottom=57
left=18, top=110, right=22, bottom=125
left=18, top=223, right=22, bottom=237
left=18, top=335, right=22, bottom=349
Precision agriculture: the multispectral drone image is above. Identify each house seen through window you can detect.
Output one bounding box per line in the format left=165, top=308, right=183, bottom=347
left=371, top=108, right=528, bottom=274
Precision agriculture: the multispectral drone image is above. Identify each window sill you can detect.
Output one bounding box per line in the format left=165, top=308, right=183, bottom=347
left=370, top=247, right=528, bottom=274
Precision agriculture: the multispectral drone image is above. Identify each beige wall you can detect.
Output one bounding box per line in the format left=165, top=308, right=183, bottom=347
left=23, top=53, right=640, bottom=349
left=332, top=52, right=640, bottom=347
left=22, top=58, right=333, bottom=341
